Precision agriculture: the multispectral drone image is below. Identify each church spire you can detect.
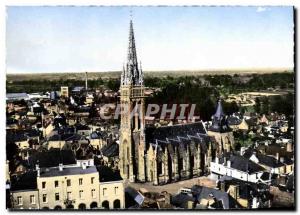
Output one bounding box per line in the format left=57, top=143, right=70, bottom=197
left=122, top=19, right=142, bottom=86
left=214, top=99, right=225, bottom=119
left=208, top=99, right=231, bottom=133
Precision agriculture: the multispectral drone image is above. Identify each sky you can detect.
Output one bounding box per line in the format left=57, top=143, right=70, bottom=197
left=6, top=6, right=294, bottom=74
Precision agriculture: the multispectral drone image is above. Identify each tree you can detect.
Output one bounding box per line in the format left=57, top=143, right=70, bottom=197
left=254, top=97, right=261, bottom=114
left=260, top=96, right=269, bottom=114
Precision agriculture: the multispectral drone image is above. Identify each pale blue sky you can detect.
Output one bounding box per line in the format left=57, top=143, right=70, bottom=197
left=6, top=6, right=294, bottom=73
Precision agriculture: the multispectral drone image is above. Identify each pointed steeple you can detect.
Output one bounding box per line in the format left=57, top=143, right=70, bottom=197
left=209, top=99, right=231, bottom=133
left=122, top=19, right=143, bottom=86
left=214, top=99, right=225, bottom=119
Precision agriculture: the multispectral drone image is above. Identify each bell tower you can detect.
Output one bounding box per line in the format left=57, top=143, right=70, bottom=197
left=207, top=99, right=235, bottom=156
left=119, top=20, right=146, bottom=182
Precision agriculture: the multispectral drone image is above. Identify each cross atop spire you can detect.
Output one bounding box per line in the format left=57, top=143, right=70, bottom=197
left=121, top=19, right=143, bottom=86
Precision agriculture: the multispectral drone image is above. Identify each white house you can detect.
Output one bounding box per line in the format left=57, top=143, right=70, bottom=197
left=210, top=154, right=265, bottom=183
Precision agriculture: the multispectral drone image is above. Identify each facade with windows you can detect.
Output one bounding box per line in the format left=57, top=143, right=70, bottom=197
left=37, top=165, right=100, bottom=210
left=99, top=180, right=124, bottom=209
left=11, top=190, right=39, bottom=209
left=10, top=164, right=125, bottom=210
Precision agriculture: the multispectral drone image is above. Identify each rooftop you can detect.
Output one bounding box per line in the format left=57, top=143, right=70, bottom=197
left=39, top=165, right=97, bottom=177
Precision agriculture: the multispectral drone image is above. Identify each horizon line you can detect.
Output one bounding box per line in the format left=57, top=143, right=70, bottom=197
left=6, top=67, right=294, bottom=75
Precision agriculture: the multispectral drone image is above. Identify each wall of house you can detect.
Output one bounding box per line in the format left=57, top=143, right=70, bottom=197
left=99, top=180, right=125, bottom=209
left=37, top=171, right=99, bottom=209
left=47, top=140, right=66, bottom=150
left=15, top=140, right=29, bottom=149
left=11, top=190, right=39, bottom=209
left=210, top=161, right=263, bottom=183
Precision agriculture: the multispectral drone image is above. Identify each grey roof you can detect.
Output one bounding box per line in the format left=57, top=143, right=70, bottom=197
left=217, top=176, right=271, bottom=201
left=214, top=99, right=225, bottom=119
left=40, top=166, right=97, bottom=177
left=10, top=170, right=37, bottom=191
left=101, top=142, right=119, bottom=157
left=48, top=133, right=85, bottom=142
left=227, top=116, right=242, bottom=126
left=6, top=93, right=29, bottom=101
left=97, top=166, right=122, bottom=182
left=145, top=122, right=207, bottom=143
left=243, top=149, right=285, bottom=168
left=220, top=153, right=265, bottom=174
left=28, top=149, right=76, bottom=168
left=171, top=193, right=194, bottom=208
left=191, top=185, right=230, bottom=209
left=125, top=187, right=144, bottom=206
left=208, top=100, right=232, bottom=133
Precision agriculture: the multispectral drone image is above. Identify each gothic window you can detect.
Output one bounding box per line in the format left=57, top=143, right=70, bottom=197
left=158, top=162, right=163, bottom=175
left=127, top=147, right=130, bottom=160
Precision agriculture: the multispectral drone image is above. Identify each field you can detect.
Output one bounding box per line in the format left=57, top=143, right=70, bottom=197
left=6, top=68, right=293, bottom=82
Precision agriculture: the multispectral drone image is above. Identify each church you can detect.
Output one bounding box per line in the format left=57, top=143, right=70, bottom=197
left=118, top=20, right=234, bottom=185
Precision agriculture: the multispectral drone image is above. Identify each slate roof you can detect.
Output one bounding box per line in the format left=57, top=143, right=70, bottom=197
left=256, top=153, right=285, bottom=168
left=286, top=174, right=294, bottom=191
left=227, top=116, right=242, bottom=126
left=145, top=122, right=206, bottom=143
left=217, top=176, right=270, bottom=201
left=220, top=153, right=265, bottom=174
left=171, top=193, right=195, bottom=208
left=125, top=187, right=145, bottom=206
left=191, top=185, right=232, bottom=209
left=48, top=133, right=85, bottom=142
left=243, top=148, right=286, bottom=168
left=6, top=93, right=29, bottom=101
left=7, top=130, right=41, bottom=145
left=75, top=123, right=90, bottom=131
left=10, top=170, right=37, bottom=191
left=145, top=122, right=209, bottom=160
left=28, top=149, right=76, bottom=168
left=208, top=100, right=232, bottom=133
left=96, top=165, right=122, bottom=182
left=101, top=142, right=119, bottom=157
left=256, top=143, right=294, bottom=159
left=40, top=166, right=97, bottom=177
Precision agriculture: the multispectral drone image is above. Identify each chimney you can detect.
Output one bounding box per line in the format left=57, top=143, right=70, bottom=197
left=276, top=153, right=280, bottom=161
left=227, top=160, right=231, bottom=168
left=82, top=163, right=87, bottom=170
left=286, top=142, right=292, bottom=152
left=59, top=163, right=63, bottom=171
left=220, top=181, right=226, bottom=192
left=240, top=147, right=245, bottom=156
left=36, top=164, right=40, bottom=177
left=85, top=72, right=88, bottom=91
left=90, top=159, right=94, bottom=166
left=232, top=185, right=240, bottom=199
left=280, top=157, right=285, bottom=163
left=215, top=157, right=219, bottom=164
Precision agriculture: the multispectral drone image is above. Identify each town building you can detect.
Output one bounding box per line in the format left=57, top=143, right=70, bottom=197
left=118, top=20, right=217, bottom=185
